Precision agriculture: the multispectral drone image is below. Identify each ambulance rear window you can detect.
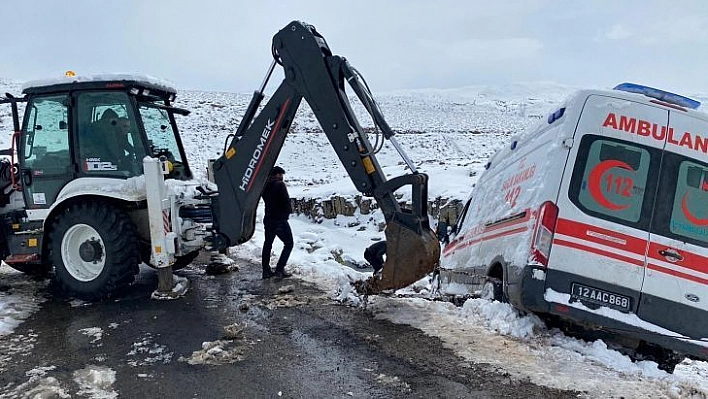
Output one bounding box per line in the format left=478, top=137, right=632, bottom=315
left=570, top=135, right=657, bottom=229
left=599, top=143, right=642, bottom=171
left=664, top=159, right=708, bottom=245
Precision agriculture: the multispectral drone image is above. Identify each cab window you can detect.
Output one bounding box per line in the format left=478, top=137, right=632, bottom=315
left=23, top=94, right=70, bottom=171
left=76, top=92, right=146, bottom=177
left=139, top=104, right=184, bottom=164
left=569, top=135, right=659, bottom=230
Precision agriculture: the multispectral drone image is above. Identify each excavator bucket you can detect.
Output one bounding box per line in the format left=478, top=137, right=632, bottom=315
left=355, top=220, right=440, bottom=295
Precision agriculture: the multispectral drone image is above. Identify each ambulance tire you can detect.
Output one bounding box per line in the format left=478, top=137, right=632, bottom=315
left=657, top=356, right=682, bottom=374
left=480, top=277, right=505, bottom=302
left=50, top=202, right=140, bottom=301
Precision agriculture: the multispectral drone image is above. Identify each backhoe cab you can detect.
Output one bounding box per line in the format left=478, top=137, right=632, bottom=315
left=208, top=21, right=440, bottom=293
left=0, top=75, right=206, bottom=300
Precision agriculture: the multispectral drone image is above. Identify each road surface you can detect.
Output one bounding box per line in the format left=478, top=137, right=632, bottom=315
left=0, top=259, right=580, bottom=398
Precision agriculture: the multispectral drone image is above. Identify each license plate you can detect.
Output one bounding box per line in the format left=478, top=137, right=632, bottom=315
left=570, top=283, right=631, bottom=311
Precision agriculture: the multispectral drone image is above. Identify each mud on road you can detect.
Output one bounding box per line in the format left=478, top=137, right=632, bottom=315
left=0, top=260, right=581, bottom=398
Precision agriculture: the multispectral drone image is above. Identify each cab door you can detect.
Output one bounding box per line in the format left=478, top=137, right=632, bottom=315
left=20, top=94, right=73, bottom=209
left=548, top=95, right=667, bottom=313
left=640, top=111, right=708, bottom=338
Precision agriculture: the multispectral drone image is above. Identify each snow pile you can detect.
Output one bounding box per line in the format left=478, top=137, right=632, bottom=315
left=3, top=366, right=69, bottom=398
left=79, top=327, right=104, bottom=345
left=126, top=333, right=173, bottom=367
left=179, top=339, right=246, bottom=365
left=179, top=323, right=247, bottom=365
left=0, top=268, right=48, bottom=337
left=461, top=298, right=542, bottom=339
left=73, top=365, right=118, bottom=399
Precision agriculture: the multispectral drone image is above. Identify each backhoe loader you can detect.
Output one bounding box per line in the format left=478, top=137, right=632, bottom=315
left=0, top=20, right=439, bottom=299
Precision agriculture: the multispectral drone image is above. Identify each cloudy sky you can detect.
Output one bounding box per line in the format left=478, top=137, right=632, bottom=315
left=2, top=1, right=708, bottom=95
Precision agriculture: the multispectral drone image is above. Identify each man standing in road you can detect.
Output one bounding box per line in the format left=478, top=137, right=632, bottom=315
left=261, top=166, right=294, bottom=279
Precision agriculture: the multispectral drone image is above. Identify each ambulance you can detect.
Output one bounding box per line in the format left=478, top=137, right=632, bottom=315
left=440, top=83, right=708, bottom=371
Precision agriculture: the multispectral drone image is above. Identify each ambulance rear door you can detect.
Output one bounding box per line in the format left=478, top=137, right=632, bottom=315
left=640, top=110, right=708, bottom=338
left=547, top=94, right=668, bottom=314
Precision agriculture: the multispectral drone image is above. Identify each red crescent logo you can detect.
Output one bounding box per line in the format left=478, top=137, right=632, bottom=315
left=588, top=160, right=632, bottom=211
left=681, top=192, right=708, bottom=226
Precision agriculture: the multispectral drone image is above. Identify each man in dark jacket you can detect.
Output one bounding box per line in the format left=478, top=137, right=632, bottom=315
left=261, top=166, right=294, bottom=279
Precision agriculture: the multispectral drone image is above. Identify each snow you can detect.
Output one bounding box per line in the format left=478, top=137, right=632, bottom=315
left=2, top=77, right=708, bottom=397
left=0, top=267, right=48, bottom=337
left=73, top=365, right=118, bottom=399
left=22, top=73, right=177, bottom=94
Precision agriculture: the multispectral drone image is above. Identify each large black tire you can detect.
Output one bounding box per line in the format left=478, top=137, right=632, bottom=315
left=49, top=202, right=140, bottom=301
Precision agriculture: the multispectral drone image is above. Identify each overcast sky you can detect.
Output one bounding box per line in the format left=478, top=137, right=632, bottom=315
left=2, top=1, right=708, bottom=95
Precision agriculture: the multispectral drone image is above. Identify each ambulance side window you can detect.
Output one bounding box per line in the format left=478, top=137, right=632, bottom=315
left=569, top=135, right=658, bottom=230
left=652, top=153, right=708, bottom=247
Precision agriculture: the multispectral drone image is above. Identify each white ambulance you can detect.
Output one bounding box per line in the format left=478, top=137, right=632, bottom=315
left=440, top=83, right=708, bottom=371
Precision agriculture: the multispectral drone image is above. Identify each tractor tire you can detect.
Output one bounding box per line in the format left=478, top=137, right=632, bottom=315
left=49, top=202, right=140, bottom=301
left=6, top=263, right=52, bottom=277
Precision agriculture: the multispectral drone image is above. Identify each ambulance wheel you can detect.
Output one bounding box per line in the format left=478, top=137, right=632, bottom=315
left=49, top=202, right=140, bottom=301
left=480, top=277, right=504, bottom=302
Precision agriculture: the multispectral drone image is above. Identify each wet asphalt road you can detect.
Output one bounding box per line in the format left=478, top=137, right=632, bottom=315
left=0, top=260, right=581, bottom=398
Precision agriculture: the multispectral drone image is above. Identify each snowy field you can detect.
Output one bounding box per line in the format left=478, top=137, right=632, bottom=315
left=1, top=77, right=708, bottom=398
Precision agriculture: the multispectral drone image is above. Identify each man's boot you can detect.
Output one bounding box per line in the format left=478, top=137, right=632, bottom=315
left=262, top=267, right=275, bottom=279
left=274, top=266, right=292, bottom=278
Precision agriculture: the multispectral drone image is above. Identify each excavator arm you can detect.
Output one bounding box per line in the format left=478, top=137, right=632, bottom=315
left=210, top=21, right=440, bottom=294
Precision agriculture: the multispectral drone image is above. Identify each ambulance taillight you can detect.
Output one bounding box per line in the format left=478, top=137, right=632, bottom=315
left=531, top=201, right=559, bottom=267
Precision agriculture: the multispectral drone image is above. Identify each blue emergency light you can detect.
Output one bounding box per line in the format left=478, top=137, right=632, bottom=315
left=613, top=82, right=701, bottom=110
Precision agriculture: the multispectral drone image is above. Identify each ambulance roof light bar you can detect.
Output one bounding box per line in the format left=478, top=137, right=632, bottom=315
left=613, top=82, right=701, bottom=110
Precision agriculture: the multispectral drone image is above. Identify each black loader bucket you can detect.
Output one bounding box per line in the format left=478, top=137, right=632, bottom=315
left=355, top=221, right=440, bottom=294
left=354, top=174, right=441, bottom=295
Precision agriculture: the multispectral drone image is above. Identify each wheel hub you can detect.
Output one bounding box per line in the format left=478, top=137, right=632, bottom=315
left=61, top=223, right=106, bottom=282
left=79, top=239, right=104, bottom=263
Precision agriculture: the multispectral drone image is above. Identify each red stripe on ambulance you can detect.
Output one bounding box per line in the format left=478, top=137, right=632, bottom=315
left=648, top=263, right=708, bottom=286
left=443, top=211, right=531, bottom=255
left=555, top=218, right=647, bottom=254
left=553, top=238, right=645, bottom=268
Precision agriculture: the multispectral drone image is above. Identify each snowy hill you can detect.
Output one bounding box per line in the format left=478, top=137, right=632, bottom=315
left=0, top=78, right=577, bottom=203
left=173, top=81, right=580, bottom=203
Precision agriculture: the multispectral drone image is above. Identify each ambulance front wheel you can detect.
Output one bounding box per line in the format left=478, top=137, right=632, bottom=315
left=480, top=277, right=505, bottom=302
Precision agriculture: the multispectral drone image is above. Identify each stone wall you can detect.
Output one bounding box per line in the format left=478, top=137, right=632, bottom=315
left=291, top=195, right=465, bottom=226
